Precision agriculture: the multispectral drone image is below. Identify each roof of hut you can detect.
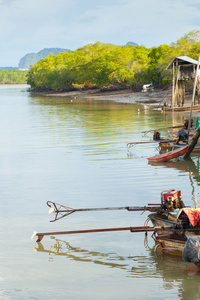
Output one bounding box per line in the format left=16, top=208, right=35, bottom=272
left=167, top=56, right=198, bottom=69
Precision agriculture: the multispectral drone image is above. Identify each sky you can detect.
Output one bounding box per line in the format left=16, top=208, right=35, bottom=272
left=0, top=0, right=200, bottom=67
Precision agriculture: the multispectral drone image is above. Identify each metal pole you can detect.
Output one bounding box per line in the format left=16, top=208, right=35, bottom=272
left=33, top=226, right=156, bottom=242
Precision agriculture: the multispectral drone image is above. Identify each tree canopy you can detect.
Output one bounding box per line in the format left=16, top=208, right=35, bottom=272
left=26, top=30, right=200, bottom=91
left=0, top=70, right=28, bottom=84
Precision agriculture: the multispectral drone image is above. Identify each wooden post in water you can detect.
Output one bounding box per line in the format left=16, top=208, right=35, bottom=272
left=179, top=80, right=185, bottom=107
left=172, top=63, right=175, bottom=108
left=187, top=53, right=200, bottom=139
left=174, top=66, right=180, bottom=107
left=197, top=76, right=200, bottom=104
left=184, top=126, right=200, bottom=159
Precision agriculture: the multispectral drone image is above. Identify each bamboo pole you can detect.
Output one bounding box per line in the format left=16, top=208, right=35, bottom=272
left=194, top=192, right=197, bottom=209
left=187, top=53, right=200, bottom=139
left=172, top=62, right=175, bottom=107
left=184, top=126, right=200, bottom=159
left=174, top=66, right=180, bottom=107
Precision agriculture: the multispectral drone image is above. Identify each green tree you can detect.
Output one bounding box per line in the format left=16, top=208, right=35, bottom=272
left=27, top=31, right=200, bottom=91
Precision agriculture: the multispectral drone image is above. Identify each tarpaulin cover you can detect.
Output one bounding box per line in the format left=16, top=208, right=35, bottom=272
left=177, top=208, right=200, bottom=227
left=182, top=237, right=200, bottom=264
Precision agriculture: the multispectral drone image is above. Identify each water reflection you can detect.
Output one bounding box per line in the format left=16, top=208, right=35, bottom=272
left=32, top=236, right=159, bottom=277
left=154, top=258, right=200, bottom=300
left=32, top=236, right=200, bottom=299
left=148, top=156, right=200, bottom=175
left=148, top=157, right=200, bottom=205
left=33, top=238, right=130, bottom=270
left=32, top=236, right=188, bottom=275
left=2, top=85, right=200, bottom=299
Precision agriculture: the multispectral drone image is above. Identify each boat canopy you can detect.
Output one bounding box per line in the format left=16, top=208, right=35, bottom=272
left=178, top=208, right=200, bottom=227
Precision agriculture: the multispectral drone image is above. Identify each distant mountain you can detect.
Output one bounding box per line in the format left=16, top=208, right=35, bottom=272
left=18, top=48, right=69, bottom=70
left=0, top=67, right=18, bottom=70
left=126, top=41, right=138, bottom=46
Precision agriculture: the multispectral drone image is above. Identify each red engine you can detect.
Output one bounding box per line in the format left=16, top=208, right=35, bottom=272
left=161, top=189, right=183, bottom=211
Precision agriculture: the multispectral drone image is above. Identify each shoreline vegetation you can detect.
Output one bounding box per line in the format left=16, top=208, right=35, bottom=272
left=26, top=30, right=200, bottom=103
left=1, top=30, right=199, bottom=108
left=0, top=70, right=28, bottom=84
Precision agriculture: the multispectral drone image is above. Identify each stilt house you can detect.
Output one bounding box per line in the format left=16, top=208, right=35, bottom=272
left=167, top=56, right=200, bottom=107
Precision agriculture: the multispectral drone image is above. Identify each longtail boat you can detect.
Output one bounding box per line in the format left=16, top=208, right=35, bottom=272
left=153, top=231, right=187, bottom=256
left=148, top=126, right=200, bottom=162
left=32, top=189, right=200, bottom=241
left=153, top=230, right=200, bottom=268
left=31, top=189, right=200, bottom=267
left=159, top=141, right=200, bottom=153
left=31, top=189, right=182, bottom=240
left=147, top=145, right=188, bottom=162
left=146, top=190, right=200, bottom=262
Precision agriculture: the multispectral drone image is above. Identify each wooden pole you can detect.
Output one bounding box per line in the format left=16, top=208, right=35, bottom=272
left=187, top=53, right=200, bottom=139
left=184, top=127, right=200, bottom=159
left=127, top=139, right=176, bottom=146
left=142, top=125, right=184, bottom=134
left=197, top=77, right=200, bottom=104
left=174, top=66, right=180, bottom=107
left=172, top=62, right=175, bottom=108
left=194, top=192, right=197, bottom=209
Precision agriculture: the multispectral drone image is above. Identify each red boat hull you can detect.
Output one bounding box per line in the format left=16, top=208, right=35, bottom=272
left=147, top=145, right=188, bottom=162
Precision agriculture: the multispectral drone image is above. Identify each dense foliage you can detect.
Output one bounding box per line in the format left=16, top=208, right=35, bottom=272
left=27, top=30, right=200, bottom=91
left=0, top=70, right=28, bottom=84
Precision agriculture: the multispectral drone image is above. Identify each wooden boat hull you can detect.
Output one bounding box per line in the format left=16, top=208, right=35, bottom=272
left=159, top=141, right=174, bottom=149
left=171, top=143, right=200, bottom=153
left=147, top=145, right=188, bottom=162
left=148, top=212, right=179, bottom=227
left=154, top=232, right=187, bottom=256
left=162, top=105, right=200, bottom=112
left=148, top=212, right=200, bottom=236
left=159, top=142, right=200, bottom=153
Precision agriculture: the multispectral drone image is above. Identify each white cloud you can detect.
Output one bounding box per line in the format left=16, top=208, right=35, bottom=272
left=69, top=0, right=200, bottom=47
left=0, top=0, right=200, bottom=66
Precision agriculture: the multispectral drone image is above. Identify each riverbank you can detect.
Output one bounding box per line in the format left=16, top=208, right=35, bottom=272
left=41, top=88, right=171, bottom=105
left=35, top=87, right=194, bottom=107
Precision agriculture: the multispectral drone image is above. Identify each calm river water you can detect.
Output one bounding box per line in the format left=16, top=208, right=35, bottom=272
left=1, top=85, right=200, bottom=299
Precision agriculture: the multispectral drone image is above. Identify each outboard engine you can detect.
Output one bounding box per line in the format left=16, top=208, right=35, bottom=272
left=161, top=189, right=184, bottom=211
left=183, top=237, right=200, bottom=267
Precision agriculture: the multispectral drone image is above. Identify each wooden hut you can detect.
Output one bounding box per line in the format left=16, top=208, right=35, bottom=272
left=167, top=56, right=200, bottom=108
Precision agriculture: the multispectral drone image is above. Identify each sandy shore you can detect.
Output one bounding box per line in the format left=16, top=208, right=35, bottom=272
left=45, top=88, right=173, bottom=106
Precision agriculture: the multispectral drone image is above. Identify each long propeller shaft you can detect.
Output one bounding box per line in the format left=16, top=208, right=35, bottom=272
left=47, top=201, right=161, bottom=222
left=32, top=226, right=157, bottom=242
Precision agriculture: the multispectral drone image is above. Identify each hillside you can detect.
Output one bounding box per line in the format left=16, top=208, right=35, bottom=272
left=126, top=41, right=138, bottom=46
left=18, top=48, right=69, bottom=69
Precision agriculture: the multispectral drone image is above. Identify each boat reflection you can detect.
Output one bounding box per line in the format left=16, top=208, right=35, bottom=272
left=32, top=237, right=135, bottom=271
left=148, top=157, right=200, bottom=186
left=32, top=236, right=200, bottom=298
left=32, top=236, right=194, bottom=274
